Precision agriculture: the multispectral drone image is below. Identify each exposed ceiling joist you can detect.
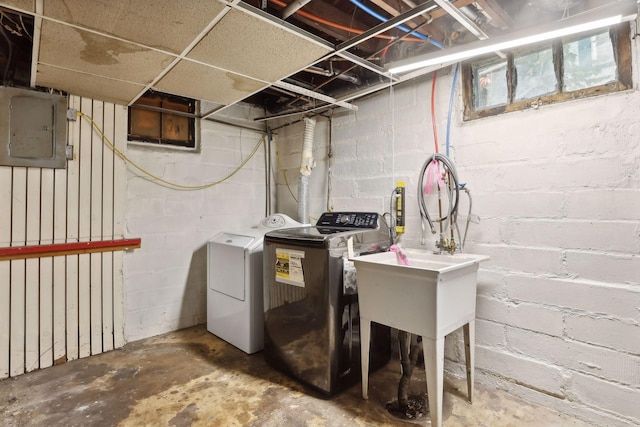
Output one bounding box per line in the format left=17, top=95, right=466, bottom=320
left=2, top=0, right=632, bottom=123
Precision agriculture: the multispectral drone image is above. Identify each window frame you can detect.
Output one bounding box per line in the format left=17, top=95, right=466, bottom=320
left=461, top=23, right=632, bottom=121
left=127, top=91, right=198, bottom=150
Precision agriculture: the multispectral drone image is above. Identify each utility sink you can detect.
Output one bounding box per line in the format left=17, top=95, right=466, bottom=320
left=351, top=248, right=489, bottom=427
left=351, top=249, right=489, bottom=340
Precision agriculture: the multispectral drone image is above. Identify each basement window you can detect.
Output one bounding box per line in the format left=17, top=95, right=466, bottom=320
left=462, top=24, right=632, bottom=120
left=128, top=91, right=197, bottom=149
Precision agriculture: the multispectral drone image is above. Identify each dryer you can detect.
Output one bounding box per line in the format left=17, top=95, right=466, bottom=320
left=263, top=212, right=391, bottom=395
left=207, top=213, right=301, bottom=354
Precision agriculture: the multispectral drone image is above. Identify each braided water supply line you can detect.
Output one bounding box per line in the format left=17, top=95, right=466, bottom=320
left=417, top=153, right=460, bottom=238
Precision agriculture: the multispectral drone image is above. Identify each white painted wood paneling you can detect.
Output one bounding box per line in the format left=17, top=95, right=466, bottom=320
left=112, top=105, right=127, bottom=349
left=90, top=100, right=104, bottom=356
left=24, top=168, right=41, bottom=372
left=39, top=168, right=55, bottom=369
left=101, top=103, right=115, bottom=352
left=0, top=167, right=11, bottom=379
left=10, top=168, right=27, bottom=376
left=0, top=95, right=128, bottom=377
left=66, top=95, right=81, bottom=362
left=78, top=97, right=93, bottom=359
left=53, top=165, right=67, bottom=364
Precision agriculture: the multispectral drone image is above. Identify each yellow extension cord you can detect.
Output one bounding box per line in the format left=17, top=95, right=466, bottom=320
left=77, top=111, right=264, bottom=191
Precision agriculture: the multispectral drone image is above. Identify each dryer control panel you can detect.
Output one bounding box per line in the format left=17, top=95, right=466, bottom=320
left=316, top=212, right=379, bottom=229
left=258, top=213, right=301, bottom=229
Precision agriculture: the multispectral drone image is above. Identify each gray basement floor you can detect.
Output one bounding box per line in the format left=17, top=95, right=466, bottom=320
left=1, top=325, right=592, bottom=427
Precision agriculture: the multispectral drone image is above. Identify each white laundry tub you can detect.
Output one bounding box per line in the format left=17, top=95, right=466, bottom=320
left=351, top=248, right=489, bottom=427
left=352, top=249, right=489, bottom=340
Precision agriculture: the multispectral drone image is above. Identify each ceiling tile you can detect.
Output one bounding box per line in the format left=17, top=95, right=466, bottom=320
left=39, top=20, right=175, bottom=85
left=188, top=8, right=332, bottom=83
left=155, top=60, right=266, bottom=106
left=42, top=0, right=228, bottom=54
left=0, top=0, right=33, bottom=12
left=36, top=64, right=145, bottom=105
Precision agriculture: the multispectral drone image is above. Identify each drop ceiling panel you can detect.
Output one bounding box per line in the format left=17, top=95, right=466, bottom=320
left=155, top=60, right=266, bottom=105
left=42, top=0, right=228, bottom=54
left=38, top=20, right=175, bottom=85
left=36, top=64, right=145, bottom=105
left=188, top=8, right=333, bottom=83
left=0, top=1, right=33, bottom=12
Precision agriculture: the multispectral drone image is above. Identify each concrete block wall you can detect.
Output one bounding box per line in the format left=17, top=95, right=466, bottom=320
left=273, top=53, right=640, bottom=425
left=124, top=116, right=269, bottom=341
left=454, top=78, right=640, bottom=426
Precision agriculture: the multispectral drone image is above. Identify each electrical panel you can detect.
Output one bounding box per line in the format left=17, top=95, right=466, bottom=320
left=0, top=87, right=67, bottom=169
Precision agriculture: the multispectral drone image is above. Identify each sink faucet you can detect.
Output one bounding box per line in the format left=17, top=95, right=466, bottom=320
left=435, top=236, right=457, bottom=255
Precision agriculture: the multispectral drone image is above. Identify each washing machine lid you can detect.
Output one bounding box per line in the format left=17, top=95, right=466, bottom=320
left=265, top=225, right=364, bottom=239
left=263, top=225, right=343, bottom=245
left=265, top=212, right=387, bottom=245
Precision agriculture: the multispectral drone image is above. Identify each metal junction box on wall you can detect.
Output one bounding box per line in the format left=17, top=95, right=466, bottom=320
left=0, top=86, right=67, bottom=169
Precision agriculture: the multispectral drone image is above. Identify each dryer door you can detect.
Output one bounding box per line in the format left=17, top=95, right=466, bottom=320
left=208, top=233, right=255, bottom=301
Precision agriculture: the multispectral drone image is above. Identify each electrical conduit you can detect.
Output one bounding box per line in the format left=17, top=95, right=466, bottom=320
left=298, top=117, right=317, bottom=224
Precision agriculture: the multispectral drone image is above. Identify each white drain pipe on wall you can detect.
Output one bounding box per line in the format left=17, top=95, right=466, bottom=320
left=297, top=117, right=317, bottom=224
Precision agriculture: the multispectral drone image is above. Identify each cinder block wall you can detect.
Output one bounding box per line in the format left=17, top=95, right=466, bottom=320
left=274, top=70, right=640, bottom=426
left=124, top=118, right=269, bottom=341
left=453, top=83, right=640, bottom=426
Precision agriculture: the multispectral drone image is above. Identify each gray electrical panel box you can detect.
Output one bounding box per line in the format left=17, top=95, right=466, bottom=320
left=0, top=87, right=67, bottom=169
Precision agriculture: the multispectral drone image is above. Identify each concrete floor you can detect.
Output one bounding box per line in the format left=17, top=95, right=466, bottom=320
left=1, top=325, right=592, bottom=427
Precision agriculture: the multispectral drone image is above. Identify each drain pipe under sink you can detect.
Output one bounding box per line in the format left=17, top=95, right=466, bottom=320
left=298, top=117, right=316, bottom=224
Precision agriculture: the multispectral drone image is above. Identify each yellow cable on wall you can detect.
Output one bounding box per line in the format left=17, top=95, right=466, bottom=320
left=77, top=111, right=264, bottom=191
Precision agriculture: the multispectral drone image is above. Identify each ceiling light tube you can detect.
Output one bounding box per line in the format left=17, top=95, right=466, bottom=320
left=387, top=0, right=638, bottom=74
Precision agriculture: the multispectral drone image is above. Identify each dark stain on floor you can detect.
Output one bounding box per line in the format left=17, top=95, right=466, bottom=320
left=0, top=325, right=594, bottom=427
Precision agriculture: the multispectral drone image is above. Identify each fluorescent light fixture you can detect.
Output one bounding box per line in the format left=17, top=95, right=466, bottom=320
left=387, top=0, right=638, bottom=74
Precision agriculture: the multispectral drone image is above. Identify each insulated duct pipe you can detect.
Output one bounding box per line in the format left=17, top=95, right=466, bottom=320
left=297, top=117, right=317, bottom=224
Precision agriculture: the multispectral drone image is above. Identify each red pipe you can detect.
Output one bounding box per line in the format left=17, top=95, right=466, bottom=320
left=0, top=238, right=142, bottom=261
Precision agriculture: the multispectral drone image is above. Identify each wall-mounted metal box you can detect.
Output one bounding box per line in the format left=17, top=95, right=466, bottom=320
left=0, top=87, right=67, bottom=169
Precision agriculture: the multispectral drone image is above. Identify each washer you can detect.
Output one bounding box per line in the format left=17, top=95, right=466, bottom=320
left=207, top=213, right=301, bottom=354
left=263, top=212, right=392, bottom=396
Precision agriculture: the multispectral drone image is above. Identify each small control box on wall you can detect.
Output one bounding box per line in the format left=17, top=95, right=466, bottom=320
left=0, top=86, right=67, bottom=169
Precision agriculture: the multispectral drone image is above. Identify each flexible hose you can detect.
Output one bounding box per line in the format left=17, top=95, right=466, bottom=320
left=389, top=188, right=399, bottom=244
left=298, top=174, right=310, bottom=224
left=418, top=153, right=459, bottom=234
left=462, top=187, right=473, bottom=251
left=398, top=331, right=422, bottom=410
left=298, top=117, right=316, bottom=224
left=78, top=112, right=263, bottom=190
